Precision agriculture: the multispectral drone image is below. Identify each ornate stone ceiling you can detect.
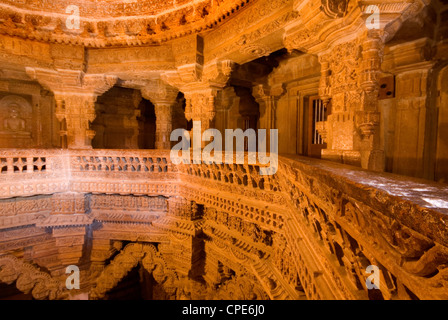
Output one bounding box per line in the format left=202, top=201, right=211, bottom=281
left=0, top=0, right=252, bottom=46
left=0, top=0, right=434, bottom=84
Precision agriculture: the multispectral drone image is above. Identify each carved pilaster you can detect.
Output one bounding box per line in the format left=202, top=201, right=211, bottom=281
left=318, top=59, right=331, bottom=107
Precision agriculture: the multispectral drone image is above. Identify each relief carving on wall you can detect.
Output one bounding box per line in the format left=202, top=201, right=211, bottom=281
left=321, top=0, right=349, bottom=19
left=0, top=95, right=31, bottom=137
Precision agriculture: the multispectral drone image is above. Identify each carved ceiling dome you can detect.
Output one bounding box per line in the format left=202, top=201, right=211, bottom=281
left=0, top=0, right=251, bottom=47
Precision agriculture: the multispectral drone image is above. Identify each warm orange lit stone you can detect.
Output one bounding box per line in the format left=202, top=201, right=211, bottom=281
left=0, top=0, right=447, bottom=300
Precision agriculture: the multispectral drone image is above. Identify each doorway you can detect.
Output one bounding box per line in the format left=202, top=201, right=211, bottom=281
left=305, top=96, right=327, bottom=158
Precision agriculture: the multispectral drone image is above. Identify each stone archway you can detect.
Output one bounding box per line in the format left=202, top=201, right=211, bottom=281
left=0, top=255, right=62, bottom=300
left=89, top=243, right=179, bottom=300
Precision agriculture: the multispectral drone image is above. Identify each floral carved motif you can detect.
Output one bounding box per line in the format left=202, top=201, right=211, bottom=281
left=0, top=255, right=63, bottom=300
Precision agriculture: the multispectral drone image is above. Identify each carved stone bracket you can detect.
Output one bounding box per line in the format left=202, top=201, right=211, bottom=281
left=26, top=68, right=117, bottom=149
left=284, top=0, right=425, bottom=55
left=162, top=60, right=235, bottom=136
left=0, top=255, right=64, bottom=300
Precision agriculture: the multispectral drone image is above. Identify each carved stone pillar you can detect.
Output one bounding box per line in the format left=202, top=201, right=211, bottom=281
left=215, top=87, right=238, bottom=134
left=162, top=60, right=235, bottom=145
left=54, top=94, right=98, bottom=149
left=184, top=87, right=218, bottom=134
left=142, top=81, right=178, bottom=150
left=252, top=84, right=284, bottom=150
left=123, top=90, right=143, bottom=149
left=26, top=68, right=117, bottom=149
left=316, top=31, right=386, bottom=170
left=356, top=30, right=386, bottom=171
left=283, top=0, right=426, bottom=170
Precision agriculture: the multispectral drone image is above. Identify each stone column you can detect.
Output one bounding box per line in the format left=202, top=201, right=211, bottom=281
left=215, top=87, right=237, bottom=134
left=184, top=87, right=218, bottom=134
left=162, top=60, right=235, bottom=146
left=154, top=104, right=174, bottom=150
left=316, top=31, right=386, bottom=170
left=252, top=84, right=284, bottom=150
left=26, top=68, right=117, bottom=149
left=54, top=94, right=98, bottom=149
left=124, top=90, right=143, bottom=149
left=356, top=30, right=386, bottom=171
left=142, top=81, right=179, bottom=150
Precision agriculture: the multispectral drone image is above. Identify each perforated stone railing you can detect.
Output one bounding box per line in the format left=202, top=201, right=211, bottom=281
left=68, top=149, right=179, bottom=196
left=0, top=148, right=447, bottom=300
left=0, top=149, right=178, bottom=199
left=0, top=149, right=70, bottom=199
left=175, top=154, right=448, bottom=300
left=276, top=155, right=448, bottom=300
left=71, top=152, right=170, bottom=173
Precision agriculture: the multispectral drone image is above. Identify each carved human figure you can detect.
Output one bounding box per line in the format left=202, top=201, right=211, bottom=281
left=3, top=104, right=26, bottom=132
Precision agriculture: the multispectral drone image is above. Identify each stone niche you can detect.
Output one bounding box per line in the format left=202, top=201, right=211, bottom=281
left=0, top=93, right=33, bottom=148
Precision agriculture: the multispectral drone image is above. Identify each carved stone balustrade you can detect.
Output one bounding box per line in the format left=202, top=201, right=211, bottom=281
left=0, top=148, right=447, bottom=300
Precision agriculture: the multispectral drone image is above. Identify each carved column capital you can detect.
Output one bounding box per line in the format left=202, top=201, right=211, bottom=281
left=26, top=67, right=117, bottom=149
left=26, top=68, right=117, bottom=97
left=183, top=87, right=218, bottom=124
left=162, top=60, right=235, bottom=92
left=252, top=84, right=285, bottom=103
left=161, top=60, right=234, bottom=138
left=141, top=79, right=179, bottom=107
left=202, top=60, right=235, bottom=88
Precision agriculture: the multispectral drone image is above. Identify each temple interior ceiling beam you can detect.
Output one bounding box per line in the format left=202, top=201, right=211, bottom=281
left=0, top=0, right=438, bottom=85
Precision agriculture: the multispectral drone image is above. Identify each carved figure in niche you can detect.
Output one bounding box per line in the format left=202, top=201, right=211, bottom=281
left=0, top=95, right=32, bottom=138
left=4, top=104, right=26, bottom=132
